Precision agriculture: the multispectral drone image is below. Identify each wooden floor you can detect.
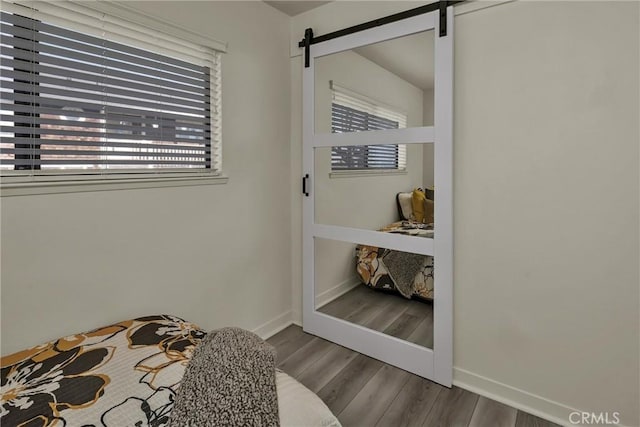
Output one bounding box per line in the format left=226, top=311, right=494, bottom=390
left=317, top=285, right=434, bottom=348
left=267, top=325, right=561, bottom=427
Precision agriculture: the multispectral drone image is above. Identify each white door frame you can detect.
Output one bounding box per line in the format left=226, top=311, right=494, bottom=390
left=302, top=8, right=454, bottom=386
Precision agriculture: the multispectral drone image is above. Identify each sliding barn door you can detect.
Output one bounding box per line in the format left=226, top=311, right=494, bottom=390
left=302, top=8, right=454, bottom=386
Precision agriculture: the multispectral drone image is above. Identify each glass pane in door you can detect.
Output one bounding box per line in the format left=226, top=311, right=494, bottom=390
left=314, top=29, right=435, bottom=135
left=314, top=237, right=434, bottom=349
left=313, top=143, right=435, bottom=240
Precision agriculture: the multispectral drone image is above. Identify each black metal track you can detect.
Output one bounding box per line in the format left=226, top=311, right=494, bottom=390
left=298, top=0, right=464, bottom=48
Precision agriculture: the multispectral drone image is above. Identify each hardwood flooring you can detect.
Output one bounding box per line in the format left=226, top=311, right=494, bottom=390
left=267, top=325, right=561, bottom=427
left=317, top=285, right=434, bottom=348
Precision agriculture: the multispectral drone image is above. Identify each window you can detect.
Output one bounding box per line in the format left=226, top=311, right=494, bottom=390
left=0, top=2, right=222, bottom=180
left=330, top=84, right=407, bottom=171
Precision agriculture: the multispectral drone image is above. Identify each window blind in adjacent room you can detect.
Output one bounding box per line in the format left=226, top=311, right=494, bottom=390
left=330, top=84, right=407, bottom=171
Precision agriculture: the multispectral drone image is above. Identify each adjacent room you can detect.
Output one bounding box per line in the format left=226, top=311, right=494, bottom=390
left=1, top=1, right=638, bottom=426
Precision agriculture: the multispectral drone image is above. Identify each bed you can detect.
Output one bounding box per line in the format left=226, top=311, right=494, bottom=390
left=356, top=190, right=435, bottom=301
left=0, top=315, right=341, bottom=427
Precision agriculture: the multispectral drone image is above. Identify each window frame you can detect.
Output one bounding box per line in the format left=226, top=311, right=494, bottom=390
left=0, top=1, right=227, bottom=195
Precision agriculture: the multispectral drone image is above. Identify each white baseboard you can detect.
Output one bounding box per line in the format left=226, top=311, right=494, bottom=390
left=314, top=277, right=360, bottom=309
left=291, top=309, right=302, bottom=326
left=252, top=310, right=294, bottom=340
left=454, top=367, right=579, bottom=427
left=253, top=277, right=359, bottom=341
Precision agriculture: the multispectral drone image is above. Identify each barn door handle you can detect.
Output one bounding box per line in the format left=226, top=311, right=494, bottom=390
left=302, top=174, right=310, bottom=197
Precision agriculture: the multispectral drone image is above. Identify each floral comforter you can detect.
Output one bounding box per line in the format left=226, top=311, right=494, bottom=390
left=1, top=315, right=205, bottom=427
left=356, top=221, right=434, bottom=300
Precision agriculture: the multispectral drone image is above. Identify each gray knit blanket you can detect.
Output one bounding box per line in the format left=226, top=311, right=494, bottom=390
left=168, top=327, right=280, bottom=427
left=382, top=249, right=427, bottom=298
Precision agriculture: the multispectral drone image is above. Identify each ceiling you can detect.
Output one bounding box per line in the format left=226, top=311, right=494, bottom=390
left=264, top=1, right=331, bottom=16
left=354, top=30, right=435, bottom=90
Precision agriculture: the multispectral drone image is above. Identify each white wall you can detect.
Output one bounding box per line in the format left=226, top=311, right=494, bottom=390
left=310, top=49, right=424, bottom=299
left=0, top=1, right=292, bottom=355
left=291, top=1, right=639, bottom=426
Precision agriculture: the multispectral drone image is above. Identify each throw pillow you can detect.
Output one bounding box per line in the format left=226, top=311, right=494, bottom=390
left=411, top=188, right=426, bottom=222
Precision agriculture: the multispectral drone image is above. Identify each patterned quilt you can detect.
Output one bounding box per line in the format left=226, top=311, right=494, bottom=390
left=356, top=221, right=434, bottom=300
left=1, top=315, right=205, bottom=427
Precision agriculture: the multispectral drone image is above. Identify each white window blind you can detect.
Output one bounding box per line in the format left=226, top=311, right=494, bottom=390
left=331, top=83, right=407, bottom=171
left=0, top=1, right=222, bottom=176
